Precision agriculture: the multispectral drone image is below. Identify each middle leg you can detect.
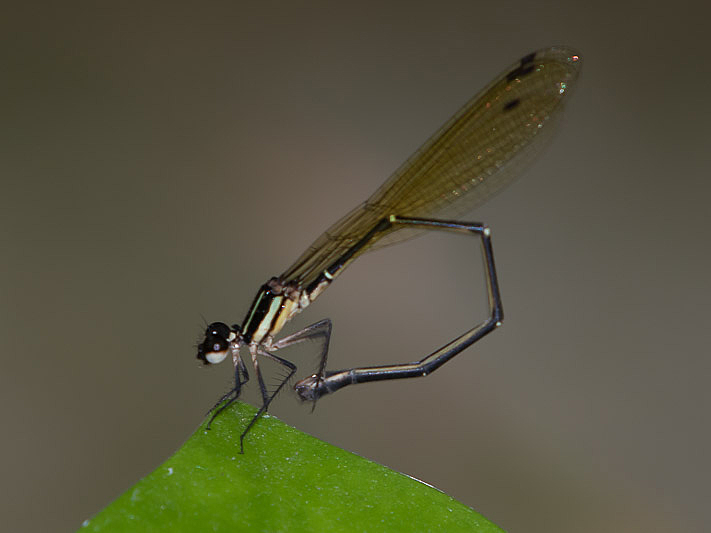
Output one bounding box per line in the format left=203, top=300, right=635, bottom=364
left=239, top=347, right=297, bottom=453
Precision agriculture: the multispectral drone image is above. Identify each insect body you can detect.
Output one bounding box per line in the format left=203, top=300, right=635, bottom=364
left=197, top=46, right=582, bottom=452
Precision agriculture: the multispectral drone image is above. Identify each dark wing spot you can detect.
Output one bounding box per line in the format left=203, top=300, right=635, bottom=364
left=520, top=52, right=537, bottom=65
left=506, top=51, right=538, bottom=82
left=503, top=98, right=521, bottom=111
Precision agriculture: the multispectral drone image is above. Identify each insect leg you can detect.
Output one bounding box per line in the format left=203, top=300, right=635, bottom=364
left=272, top=318, right=332, bottom=387
left=239, top=349, right=297, bottom=453
left=206, top=346, right=248, bottom=429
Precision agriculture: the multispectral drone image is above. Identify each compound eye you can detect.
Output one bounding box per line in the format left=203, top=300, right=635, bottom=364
left=207, top=322, right=231, bottom=339
left=197, top=322, right=233, bottom=365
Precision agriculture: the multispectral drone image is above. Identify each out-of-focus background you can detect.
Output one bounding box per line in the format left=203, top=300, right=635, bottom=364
left=3, top=2, right=709, bottom=532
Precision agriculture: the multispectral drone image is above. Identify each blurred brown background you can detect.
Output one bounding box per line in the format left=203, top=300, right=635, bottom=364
left=2, top=1, right=709, bottom=532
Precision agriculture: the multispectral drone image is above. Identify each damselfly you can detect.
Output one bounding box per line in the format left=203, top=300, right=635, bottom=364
left=197, top=46, right=581, bottom=451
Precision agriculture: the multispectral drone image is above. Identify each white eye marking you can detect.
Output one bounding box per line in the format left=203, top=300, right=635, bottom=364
left=206, top=350, right=228, bottom=364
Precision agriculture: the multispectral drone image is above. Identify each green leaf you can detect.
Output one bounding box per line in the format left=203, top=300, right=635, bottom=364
left=81, top=402, right=503, bottom=532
